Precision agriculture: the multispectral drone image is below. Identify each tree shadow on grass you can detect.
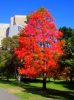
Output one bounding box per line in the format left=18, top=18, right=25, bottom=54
left=0, top=78, right=74, bottom=100
left=24, top=87, right=74, bottom=100
left=54, top=81, right=74, bottom=91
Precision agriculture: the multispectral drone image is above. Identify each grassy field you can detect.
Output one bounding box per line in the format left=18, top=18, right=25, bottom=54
left=0, top=78, right=74, bottom=100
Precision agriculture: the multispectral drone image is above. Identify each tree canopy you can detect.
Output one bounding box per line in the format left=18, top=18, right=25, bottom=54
left=59, top=27, right=74, bottom=82
left=15, top=8, right=63, bottom=88
left=0, top=36, right=19, bottom=80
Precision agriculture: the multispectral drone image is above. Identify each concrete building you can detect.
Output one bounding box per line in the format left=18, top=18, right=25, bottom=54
left=0, top=15, right=27, bottom=46
left=9, top=15, right=27, bottom=37
left=0, top=24, right=9, bottom=46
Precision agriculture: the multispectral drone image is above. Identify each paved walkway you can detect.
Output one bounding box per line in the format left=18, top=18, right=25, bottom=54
left=0, top=88, right=20, bottom=100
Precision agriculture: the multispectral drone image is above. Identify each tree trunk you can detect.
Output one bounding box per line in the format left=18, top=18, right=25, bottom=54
left=7, top=76, right=9, bottom=81
left=70, top=75, right=73, bottom=83
left=43, top=73, right=47, bottom=89
left=14, top=66, right=17, bottom=78
left=17, top=74, right=21, bottom=83
left=69, top=71, right=73, bottom=83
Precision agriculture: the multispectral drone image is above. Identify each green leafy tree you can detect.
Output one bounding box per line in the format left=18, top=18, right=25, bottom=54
left=60, top=27, right=74, bottom=82
left=59, top=26, right=73, bottom=39
left=0, top=36, right=19, bottom=80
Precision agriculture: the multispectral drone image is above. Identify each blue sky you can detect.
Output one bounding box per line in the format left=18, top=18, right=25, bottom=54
left=0, top=0, right=74, bottom=28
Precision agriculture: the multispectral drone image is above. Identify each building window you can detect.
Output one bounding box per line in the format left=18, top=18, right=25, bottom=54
left=18, top=26, right=22, bottom=31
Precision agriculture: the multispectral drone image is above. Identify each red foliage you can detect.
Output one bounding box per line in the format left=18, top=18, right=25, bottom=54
left=14, top=8, right=63, bottom=78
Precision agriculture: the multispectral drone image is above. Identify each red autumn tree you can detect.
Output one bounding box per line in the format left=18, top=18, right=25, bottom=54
left=14, top=8, right=63, bottom=89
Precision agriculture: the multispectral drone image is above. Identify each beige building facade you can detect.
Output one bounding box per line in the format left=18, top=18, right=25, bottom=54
left=9, top=15, right=27, bottom=37
left=0, top=15, right=27, bottom=46
left=0, top=24, right=9, bottom=46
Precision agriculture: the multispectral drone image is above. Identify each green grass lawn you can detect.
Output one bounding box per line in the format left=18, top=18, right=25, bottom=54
left=0, top=78, right=74, bottom=100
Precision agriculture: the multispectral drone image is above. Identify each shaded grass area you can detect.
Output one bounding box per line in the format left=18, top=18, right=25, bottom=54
left=0, top=78, right=74, bottom=100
